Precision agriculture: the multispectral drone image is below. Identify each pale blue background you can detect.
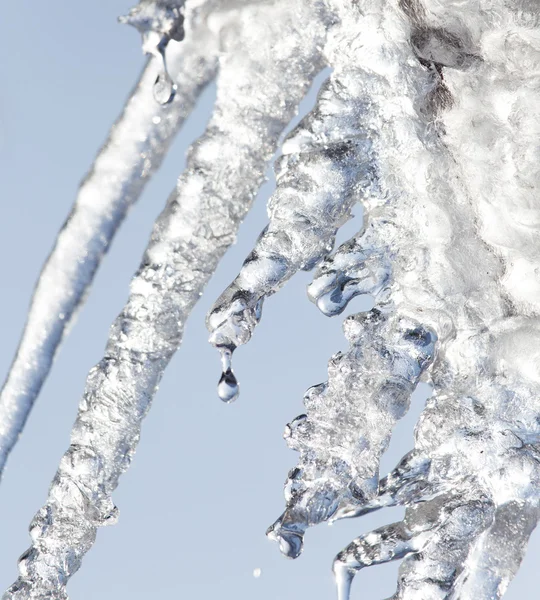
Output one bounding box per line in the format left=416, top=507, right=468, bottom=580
left=0, top=3, right=537, bottom=599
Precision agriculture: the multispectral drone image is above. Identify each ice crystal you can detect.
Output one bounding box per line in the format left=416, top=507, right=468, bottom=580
left=2, top=0, right=540, bottom=599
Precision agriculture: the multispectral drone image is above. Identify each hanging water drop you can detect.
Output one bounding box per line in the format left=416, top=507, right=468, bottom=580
left=217, top=369, right=239, bottom=403
left=217, top=346, right=239, bottom=403
left=154, top=72, right=177, bottom=105
left=153, top=39, right=177, bottom=105
left=120, top=5, right=181, bottom=106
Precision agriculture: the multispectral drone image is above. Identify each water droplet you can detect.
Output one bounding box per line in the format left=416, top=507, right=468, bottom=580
left=153, top=72, right=177, bottom=105
left=317, top=288, right=347, bottom=316
left=253, top=568, right=262, bottom=578
left=218, top=369, right=239, bottom=403
left=151, top=37, right=177, bottom=105
left=217, top=346, right=239, bottom=403
left=266, top=519, right=304, bottom=559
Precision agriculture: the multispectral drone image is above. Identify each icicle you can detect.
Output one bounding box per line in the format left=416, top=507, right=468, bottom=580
left=205, top=0, right=481, bottom=395
left=0, top=10, right=219, bottom=479
left=264, top=2, right=539, bottom=595
left=206, top=62, right=381, bottom=398
left=267, top=311, right=436, bottom=558
left=333, top=493, right=495, bottom=600
left=331, top=319, right=540, bottom=599
left=325, top=1, right=540, bottom=595
left=455, top=502, right=540, bottom=599
left=5, top=0, right=540, bottom=596
left=3, top=2, right=327, bottom=597
left=307, top=228, right=392, bottom=316
left=332, top=403, right=540, bottom=600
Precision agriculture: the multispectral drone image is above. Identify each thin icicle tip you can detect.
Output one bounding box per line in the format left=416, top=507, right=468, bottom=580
left=206, top=71, right=377, bottom=399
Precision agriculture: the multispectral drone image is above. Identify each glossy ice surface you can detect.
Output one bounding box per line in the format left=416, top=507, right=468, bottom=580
left=2, top=1, right=540, bottom=599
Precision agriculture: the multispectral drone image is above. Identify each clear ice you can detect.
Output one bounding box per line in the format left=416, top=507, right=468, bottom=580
left=266, top=1, right=540, bottom=599
left=3, top=0, right=540, bottom=599
left=3, top=0, right=325, bottom=597
left=119, top=0, right=187, bottom=104
left=0, top=3, right=218, bottom=479
left=267, top=312, right=437, bottom=559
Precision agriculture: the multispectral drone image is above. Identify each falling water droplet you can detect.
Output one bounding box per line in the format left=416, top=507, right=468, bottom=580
left=218, top=369, right=239, bottom=403
left=217, top=346, right=239, bottom=403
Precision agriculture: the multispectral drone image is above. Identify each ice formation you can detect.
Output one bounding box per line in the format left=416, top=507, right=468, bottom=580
left=209, top=0, right=540, bottom=597
left=0, top=2, right=218, bottom=478
left=2, top=0, right=540, bottom=599
left=3, top=1, right=325, bottom=598
left=267, top=313, right=437, bottom=559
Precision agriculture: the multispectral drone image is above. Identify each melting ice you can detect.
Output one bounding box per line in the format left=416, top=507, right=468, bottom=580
left=2, top=0, right=540, bottom=599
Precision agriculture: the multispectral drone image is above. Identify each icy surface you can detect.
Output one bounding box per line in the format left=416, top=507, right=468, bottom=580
left=206, top=40, right=378, bottom=395
left=268, top=311, right=436, bottom=558
left=265, top=1, right=540, bottom=599
left=120, top=0, right=187, bottom=104
left=3, top=1, right=325, bottom=598
left=0, top=10, right=219, bottom=479
left=3, top=0, right=540, bottom=598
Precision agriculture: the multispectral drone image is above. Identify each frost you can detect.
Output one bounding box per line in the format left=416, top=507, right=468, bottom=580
left=210, top=0, right=540, bottom=598
left=3, top=0, right=540, bottom=599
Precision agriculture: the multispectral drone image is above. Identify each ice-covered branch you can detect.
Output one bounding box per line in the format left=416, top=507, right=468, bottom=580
left=267, top=311, right=436, bottom=558
left=206, top=30, right=382, bottom=397
left=3, top=2, right=326, bottom=597
left=334, top=329, right=540, bottom=599
left=0, top=6, right=218, bottom=479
